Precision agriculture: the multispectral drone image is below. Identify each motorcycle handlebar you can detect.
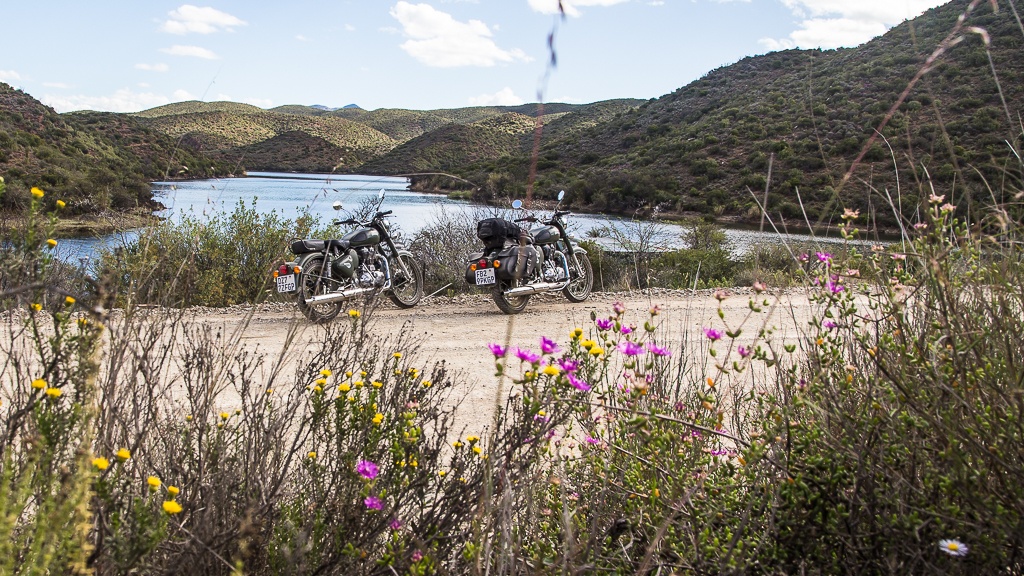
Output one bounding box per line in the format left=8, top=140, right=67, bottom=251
left=514, top=216, right=538, bottom=223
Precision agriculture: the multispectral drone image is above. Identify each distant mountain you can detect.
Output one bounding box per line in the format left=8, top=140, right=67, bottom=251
left=0, top=84, right=232, bottom=215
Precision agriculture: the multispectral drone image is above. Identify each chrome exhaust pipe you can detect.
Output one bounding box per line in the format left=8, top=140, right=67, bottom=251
left=505, top=282, right=565, bottom=297
left=305, top=286, right=376, bottom=305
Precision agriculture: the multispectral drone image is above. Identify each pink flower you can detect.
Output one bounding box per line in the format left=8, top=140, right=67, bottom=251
left=816, top=251, right=832, bottom=263
left=595, top=318, right=613, bottom=331
left=620, top=325, right=633, bottom=335
left=567, top=373, right=591, bottom=392
left=488, top=343, right=507, bottom=357
left=737, top=345, right=751, bottom=358
left=649, top=305, right=662, bottom=316
left=646, top=343, right=671, bottom=357
left=364, top=496, right=383, bottom=510
left=612, top=301, right=625, bottom=314
left=540, top=336, right=560, bottom=354
left=356, top=460, right=379, bottom=480
left=703, top=327, right=723, bottom=341
left=585, top=436, right=600, bottom=445
left=411, top=550, right=423, bottom=562
left=389, top=518, right=403, bottom=530
left=823, top=320, right=837, bottom=329
left=515, top=348, right=541, bottom=364
left=557, top=358, right=579, bottom=373
left=825, top=279, right=844, bottom=294
left=617, top=341, right=644, bottom=356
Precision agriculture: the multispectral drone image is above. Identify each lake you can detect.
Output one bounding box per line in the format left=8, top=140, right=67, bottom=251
left=56, top=171, right=874, bottom=265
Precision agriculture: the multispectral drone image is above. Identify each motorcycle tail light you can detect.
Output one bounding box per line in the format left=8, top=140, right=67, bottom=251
left=279, top=265, right=288, bottom=276
left=470, top=263, right=478, bottom=271
left=493, top=260, right=501, bottom=268
left=479, top=259, right=487, bottom=268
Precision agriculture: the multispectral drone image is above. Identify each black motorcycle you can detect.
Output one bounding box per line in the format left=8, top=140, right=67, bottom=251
left=465, top=191, right=593, bottom=314
left=276, top=190, right=423, bottom=323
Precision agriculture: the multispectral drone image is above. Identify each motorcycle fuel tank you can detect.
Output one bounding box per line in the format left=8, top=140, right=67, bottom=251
left=343, top=227, right=381, bottom=247
left=531, top=225, right=561, bottom=245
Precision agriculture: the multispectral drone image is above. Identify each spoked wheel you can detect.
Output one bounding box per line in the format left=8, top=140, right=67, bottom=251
left=387, top=253, right=424, bottom=309
left=296, top=256, right=343, bottom=324
left=492, top=278, right=531, bottom=314
left=562, top=252, right=594, bottom=303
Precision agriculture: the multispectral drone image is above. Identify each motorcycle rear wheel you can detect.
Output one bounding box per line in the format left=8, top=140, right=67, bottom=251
left=388, top=253, right=424, bottom=309
left=492, top=278, right=531, bottom=314
left=562, top=252, right=594, bottom=303
left=296, top=256, right=344, bottom=324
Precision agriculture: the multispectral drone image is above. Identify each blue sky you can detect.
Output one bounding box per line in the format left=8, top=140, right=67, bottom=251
left=0, top=0, right=948, bottom=113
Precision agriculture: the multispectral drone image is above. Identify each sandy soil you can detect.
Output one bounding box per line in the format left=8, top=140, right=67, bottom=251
left=175, top=288, right=819, bottom=431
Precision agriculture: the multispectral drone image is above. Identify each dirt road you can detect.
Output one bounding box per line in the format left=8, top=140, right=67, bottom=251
left=188, top=288, right=817, bottom=432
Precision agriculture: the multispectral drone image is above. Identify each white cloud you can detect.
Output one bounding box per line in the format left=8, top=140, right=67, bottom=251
left=761, top=0, right=945, bottom=50
left=161, top=4, right=247, bottom=35
left=173, top=89, right=195, bottom=101
left=345, top=24, right=356, bottom=31
left=648, top=1, right=665, bottom=5
left=296, top=34, right=310, bottom=41
left=42, top=89, right=173, bottom=113
left=43, top=82, right=70, bottom=89
left=527, top=0, right=630, bottom=17
left=243, top=97, right=273, bottom=108
left=161, top=45, right=220, bottom=59
left=469, top=87, right=524, bottom=106
left=136, top=63, right=170, bottom=72
left=138, top=82, right=151, bottom=88
left=390, top=2, right=531, bottom=67
left=0, top=70, right=22, bottom=83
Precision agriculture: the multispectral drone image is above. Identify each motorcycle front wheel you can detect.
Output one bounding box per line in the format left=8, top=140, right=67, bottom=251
left=492, top=278, right=531, bottom=314
left=387, top=253, right=424, bottom=308
left=562, top=252, right=594, bottom=303
left=296, top=256, right=344, bottom=324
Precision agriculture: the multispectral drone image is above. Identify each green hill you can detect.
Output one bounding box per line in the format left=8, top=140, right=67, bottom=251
left=447, top=0, right=1023, bottom=227
left=0, top=84, right=232, bottom=216
left=209, top=131, right=350, bottom=173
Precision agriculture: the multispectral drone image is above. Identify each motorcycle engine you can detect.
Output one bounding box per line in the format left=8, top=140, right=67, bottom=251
left=542, top=260, right=566, bottom=282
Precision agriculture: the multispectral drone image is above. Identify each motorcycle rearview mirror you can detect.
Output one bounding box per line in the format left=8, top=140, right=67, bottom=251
left=378, top=188, right=386, bottom=200
left=557, top=190, right=566, bottom=202
left=332, top=201, right=343, bottom=211
left=511, top=199, right=524, bottom=210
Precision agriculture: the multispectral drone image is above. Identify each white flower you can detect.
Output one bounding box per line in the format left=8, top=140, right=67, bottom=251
left=938, top=539, right=968, bottom=557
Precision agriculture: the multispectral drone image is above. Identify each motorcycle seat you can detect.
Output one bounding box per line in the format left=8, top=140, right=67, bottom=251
left=290, top=239, right=351, bottom=255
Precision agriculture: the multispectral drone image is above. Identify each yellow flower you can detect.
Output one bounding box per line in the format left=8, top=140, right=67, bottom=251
left=472, top=446, right=482, bottom=455
left=452, top=441, right=463, bottom=449
left=360, top=370, right=367, bottom=377
left=31, top=378, right=46, bottom=390
left=589, top=346, right=604, bottom=356
left=354, top=380, right=364, bottom=388
left=46, top=238, right=57, bottom=248
left=64, top=296, right=75, bottom=306
left=438, top=470, right=447, bottom=477
left=266, top=388, right=273, bottom=395
left=220, top=412, right=230, bottom=420
left=421, top=380, right=432, bottom=388
left=315, top=378, right=327, bottom=386
left=320, top=369, right=332, bottom=377
left=45, top=387, right=62, bottom=399
left=338, top=383, right=351, bottom=392
left=92, top=457, right=110, bottom=470
left=409, top=459, right=418, bottom=467
left=466, top=435, right=480, bottom=443
left=542, top=365, right=560, bottom=376
left=706, top=377, right=715, bottom=389
left=349, top=396, right=357, bottom=403
left=185, top=415, right=193, bottom=421
left=571, top=328, right=583, bottom=339
left=348, top=309, right=361, bottom=318
left=167, top=485, right=180, bottom=496
left=116, top=448, right=131, bottom=461
left=308, top=451, right=317, bottom=459
left=372, top=381, right=383, bottom=388
left=392, top=352, right=402, bottom=359
left=162, top=500, right=183, bottom=515
left=312, top=385, right=323, bottom=393
left=372, top=413, right=384, bottom=426
left=147, top=476, right=162, bottom=490
left=31, top=187, right=44, bottom=198
left=30, top=303, right=42, bottom=312
left=345, top=370, right=353, bottom=378
left=580, top=339, right=595, bottom=350
left=56, top=199, right=66, bottom=209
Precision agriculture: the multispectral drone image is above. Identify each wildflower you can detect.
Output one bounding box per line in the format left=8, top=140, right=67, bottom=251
left=167, top=485, right=180, bottom=496
left=488, top=343, right=507, bottom=357
left=515, top=348, right=541, bottom=364
left=411, top=550, right=423, bottom=562
left=116, top=448, right=131, bottom=461
left=356, top=460, right=379, bottom=480
left=364, top=496, right=383, bottom=510
left=542, top=364, right=560, bottom=376
left=452, top=441, right=464, bottom=448
left=308, top=451, right=317, bottom=459
left=580, top=339, right=595, bottom=350
left=220, top=412, right=230, bottom=420
left=620, top=325, right=633, bottom=335
left=320, top=369, right=332, bottom=377
left=557, top=358, right=579, bottom=373
left=472, top=445, right=482, bottom=455
left=929, top=193, right=945, bottom=204
left=703, top=327, right=723, bottom=341
left=338, top=383, right=351, bottom=392
left=65, top=296, right=75, bottom=306
left=372, top=381, right=383, bottom=388
left=422, top=380, right=432, bottom=388
left=438, top=470, right=447, bottom=477
left=392, top=352, right=402, bottom=359
left=540, top=336, right=560, bottom=354
left=148, top=476, right=162, bottom=491
left=163, top=500, right=183, bottom=515
left=467, top=435, right=480, bottom=443
left=815, top=251, right=832, bottom=263
left=56, top=199, right=66, bottom=209
left=567, top=373, right=591, bottom=392
left=752, top=280, right=767, bottom=293
left=713, top=289, right=729, bottom=301
left=588, top=346, right=604, bottom=356
left=46, top=238, right=57, bottom=248
left=31, top=187, right=44, bottom=198
left=649, top=305, right=661, bottom=316
left=706, top=377, right=715, bottom=388
left=354, top=380, right=364, bottom=388
left=372, top=413, right=384, bottom=426
left=30, top=303, right=42, bottom=312
left=938, top=539, right=968, bottom=557
left=913, top=222, right=928, bottom=230
left=646, top=343, right=671, bottom=357
left=45, top=387, right=63, bottom=399
left=585, top=436, right=600, bottom=445
left=92, top=457, right=110, bottom=470
left=389, top=518, right=403, bottom=530
left=891, top=253, right=906, bottom=261
left=612, top=301, right=625, bottom=314
left=823, top=320, right=837, bottom=329
left=842, top=208, right=860, bottom=220
left=348, top=309, right=361, bottom=318
left=738, top=345, right=752, bottom=358
left=595, top=318, right=613, bottom=331
left=940, top=202, right=956, bottom=213
left=618, top=341, right=644, bottom=356
left=31, top=379, right=46, bottom=390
